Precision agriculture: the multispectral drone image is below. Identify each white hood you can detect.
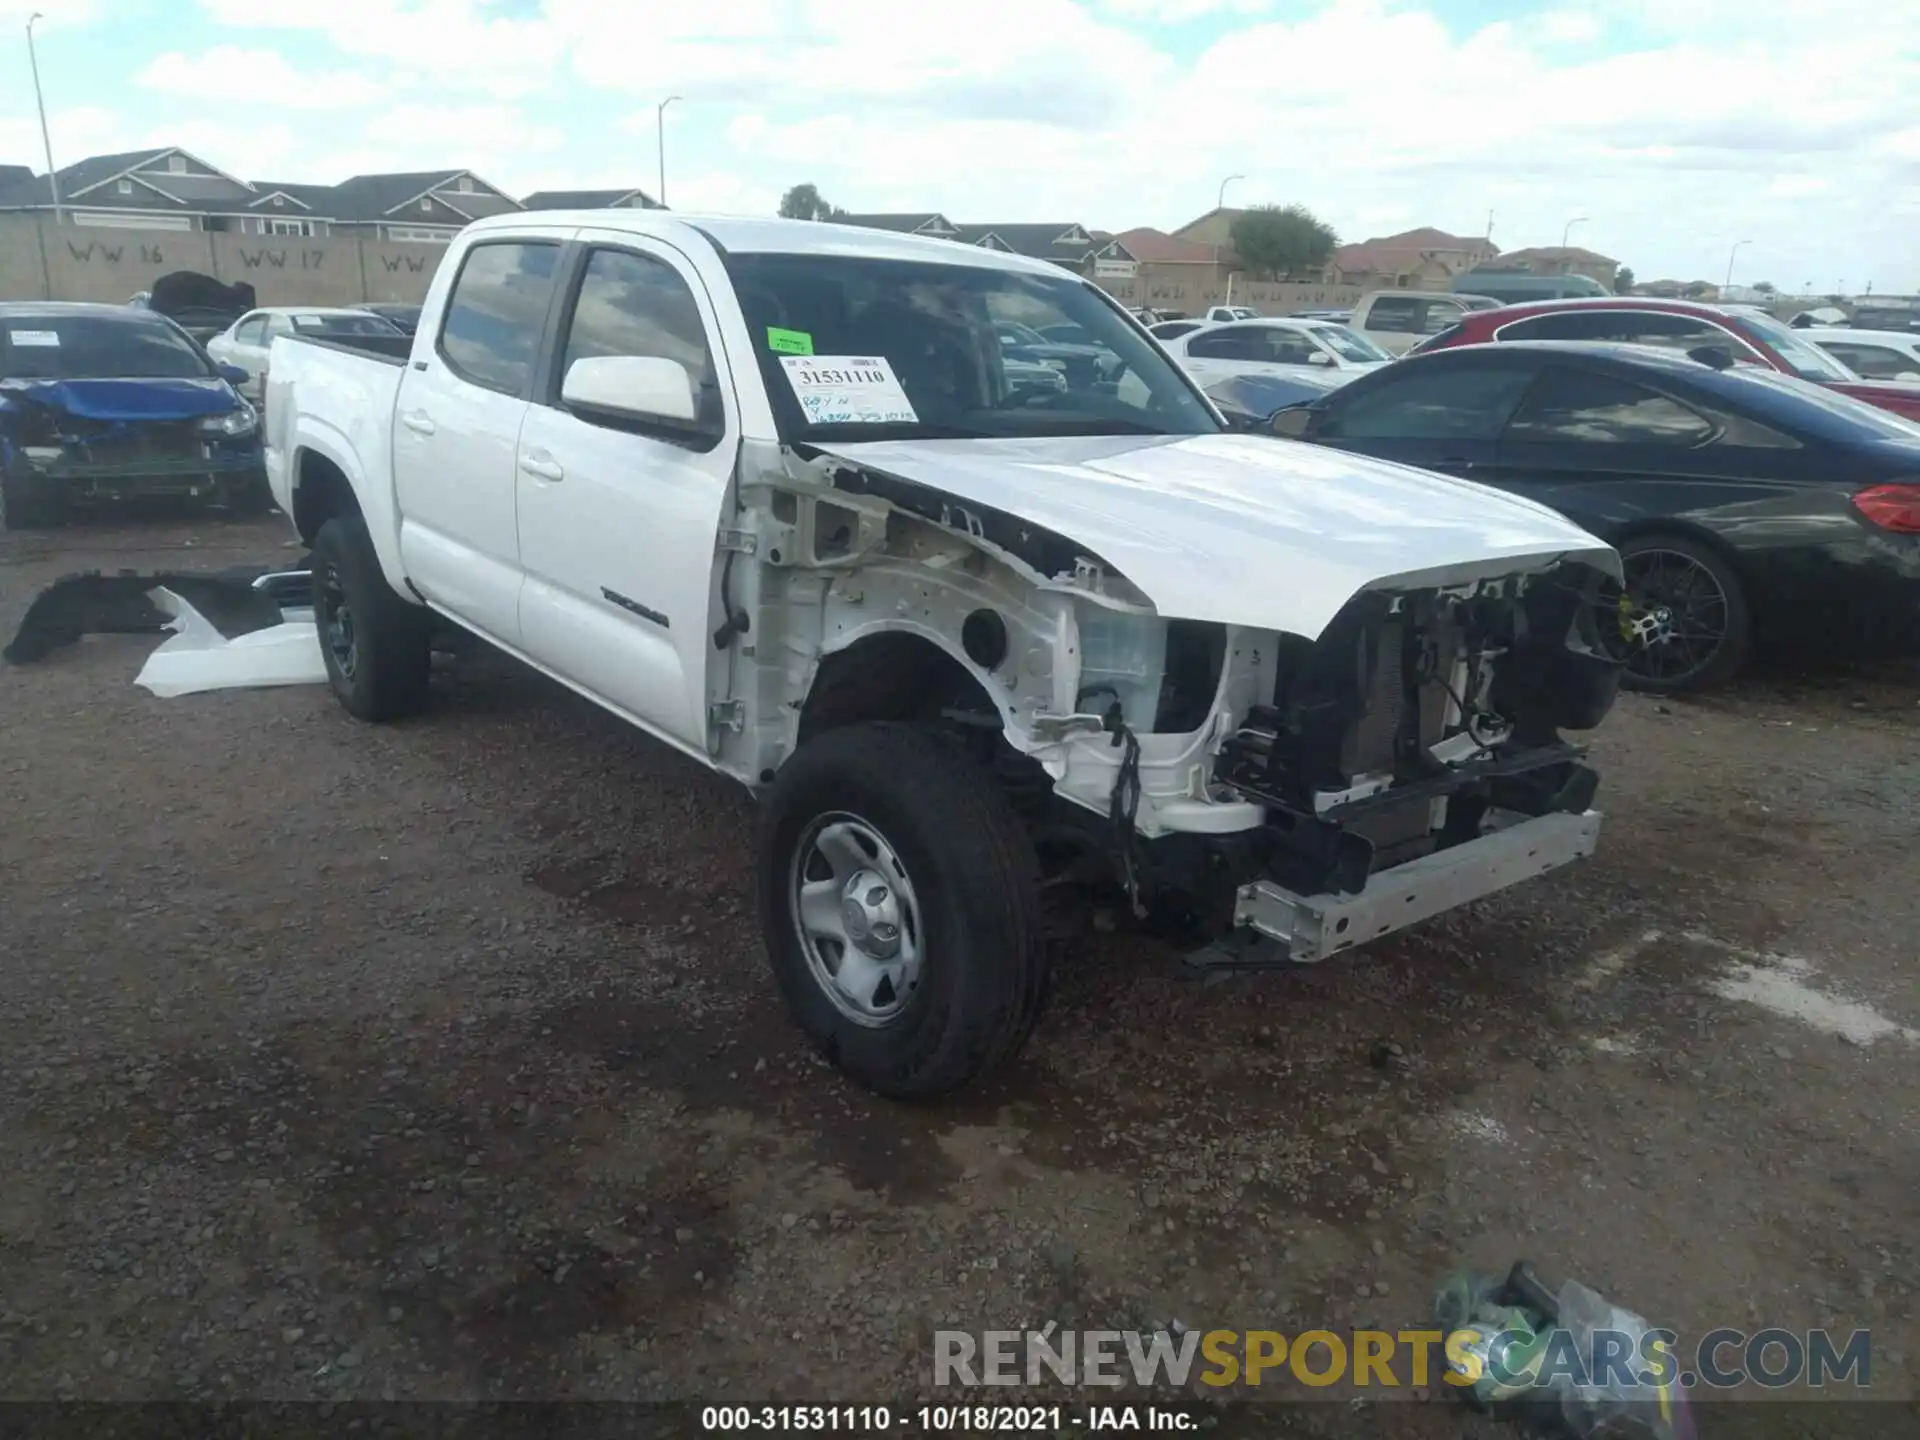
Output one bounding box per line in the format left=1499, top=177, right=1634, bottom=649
left=818, top=433, right=1618, bottom=638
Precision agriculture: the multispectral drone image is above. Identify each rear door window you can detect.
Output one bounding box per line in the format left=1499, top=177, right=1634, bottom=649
left=438, top=240, right=562, bottom=395
left=1361, top=297, right=1422, bottom=333
left=1320, top=362, right=1537, bottom=440
left=1817, top=342, right=1919, bottom=381
left=1505, top=368, right=1716, bottom=447
left=1186, top=324, right=1266, bottom=360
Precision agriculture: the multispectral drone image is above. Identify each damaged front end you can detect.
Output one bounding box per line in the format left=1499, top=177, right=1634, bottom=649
left=716, top=432, right=1623, bottom=966
left=0, top=382, right=263, bottom=523
left=1146, top=566, right=1622, bottom=961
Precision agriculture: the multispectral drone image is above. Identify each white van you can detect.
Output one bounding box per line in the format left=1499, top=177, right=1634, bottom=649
left=1349, top=290, right=1501, bottom=355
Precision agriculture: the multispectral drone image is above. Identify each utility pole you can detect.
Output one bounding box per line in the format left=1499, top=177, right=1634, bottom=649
left=656, top=95, right=681, bottom=208
left=1211, top=174, right=1243, bottom=306
left=26, top=13, right=62, bottom=225
left=1723, top=239, right=1750, bottom=290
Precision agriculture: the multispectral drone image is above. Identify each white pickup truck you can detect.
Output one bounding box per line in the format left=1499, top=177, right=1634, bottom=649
left=265, top=212, right=1625, bottom=1098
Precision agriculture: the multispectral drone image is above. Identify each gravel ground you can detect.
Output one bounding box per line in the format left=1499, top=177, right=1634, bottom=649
left=2, top=515, right=1916, bottom=1430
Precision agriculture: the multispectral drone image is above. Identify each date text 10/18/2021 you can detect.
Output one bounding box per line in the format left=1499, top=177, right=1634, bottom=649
left=701, top=1405, right=1195, bottom=1431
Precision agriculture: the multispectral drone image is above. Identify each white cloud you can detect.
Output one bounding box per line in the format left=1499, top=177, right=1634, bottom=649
left=3, top=0, right=1916, bottom=286
left=194, top=0, right=566, bottom=94
left=139, top=47, right=388, bottom=110
left=0, top=0, right=99, bottom=26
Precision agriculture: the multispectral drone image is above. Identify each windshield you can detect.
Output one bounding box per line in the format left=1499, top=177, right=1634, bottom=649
left=1728, top=311, right=1857, bottom=383
left=2, top=315, right=212, bottom=381
left=290, top=313, right=402, bottom=338
left=725, top=253, right=1221, bottom=443
left=1310, top=324, right=1391, bottom=363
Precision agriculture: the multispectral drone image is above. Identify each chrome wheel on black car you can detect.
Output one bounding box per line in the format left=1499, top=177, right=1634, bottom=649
left=1609, top=534, right=1751, bottom=694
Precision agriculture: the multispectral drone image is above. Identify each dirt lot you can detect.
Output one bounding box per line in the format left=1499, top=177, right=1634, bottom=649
left=2, top=515, right=1916, bottom=1430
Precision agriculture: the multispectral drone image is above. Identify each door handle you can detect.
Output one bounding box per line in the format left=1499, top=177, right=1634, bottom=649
left=519, top=453, right=564, bottom=482
left=400, top=410, right=435, bottom=436
left=1438, top=456, right=1476, bottom=470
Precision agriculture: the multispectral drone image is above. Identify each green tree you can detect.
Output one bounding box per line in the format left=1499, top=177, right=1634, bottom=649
left=1612, top=265, right=1635, bottom=295
left=1752, top=280, right=1776, bottom=295
left=778, top=183, right=845, bottom=221
left=1682, top=280, right=1712, bottom=299
left=1228, top=203, right=1338, bottom=280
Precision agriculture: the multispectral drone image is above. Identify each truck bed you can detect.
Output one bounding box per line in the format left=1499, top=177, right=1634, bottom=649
left=283, top=333, right=413, bottom=365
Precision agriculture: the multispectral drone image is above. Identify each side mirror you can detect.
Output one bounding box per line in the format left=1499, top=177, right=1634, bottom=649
left=562, top=355, right=698, bottom=425
left=1270, top=407, right=1314, bottom=439
left=217, top=363, right=251, bottom=387
left=1306, top=350, right=1333, bottom=366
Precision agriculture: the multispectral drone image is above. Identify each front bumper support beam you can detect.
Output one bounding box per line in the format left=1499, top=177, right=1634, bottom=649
left=1229, top=809, right=1603, bottom=963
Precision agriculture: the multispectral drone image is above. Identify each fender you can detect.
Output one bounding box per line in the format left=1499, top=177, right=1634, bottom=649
left=284, top=413, right=411, bottom=602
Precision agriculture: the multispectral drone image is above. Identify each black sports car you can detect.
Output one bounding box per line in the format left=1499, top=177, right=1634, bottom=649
left=1269, top=340, right=1920, bottom=691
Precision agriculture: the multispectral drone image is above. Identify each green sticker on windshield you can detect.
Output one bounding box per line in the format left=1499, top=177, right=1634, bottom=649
left=767, top=326, right=814, bottom=355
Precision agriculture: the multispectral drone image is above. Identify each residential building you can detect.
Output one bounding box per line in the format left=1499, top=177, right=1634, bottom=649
left=323, top=170, right=521, bottom=243
left=0, top=147, right=264, bottom=232
left=0, top=147, right=524, bottom=243
left=1329, top=227, right=1500, bottom=288
left=834, top=212, right=961, bottom=239
left=1169, top=207, right=1248, bottom=250
left=1490, top=245, right=1619, bottom=288
left=520, top=187, right=661, bottom=211
left=828, top=213, right=1136, bottom=279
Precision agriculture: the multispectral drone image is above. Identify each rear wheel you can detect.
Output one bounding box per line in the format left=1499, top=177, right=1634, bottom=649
left=311, top=513, right=431, bottom=721
left=1610, top=534, right=1751, bottom=693
left=758, top=722, right=1050, bottom=1099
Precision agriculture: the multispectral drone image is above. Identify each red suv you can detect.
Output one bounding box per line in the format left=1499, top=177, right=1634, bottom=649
left=1411, top=297, right=1920, bottom=422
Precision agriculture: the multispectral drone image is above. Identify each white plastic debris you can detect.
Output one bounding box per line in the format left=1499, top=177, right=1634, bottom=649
left=134, top=587, right=328, bottom=697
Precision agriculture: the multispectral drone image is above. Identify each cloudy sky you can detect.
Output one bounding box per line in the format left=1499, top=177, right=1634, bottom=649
left=3, top=0, right=1916, bottom=291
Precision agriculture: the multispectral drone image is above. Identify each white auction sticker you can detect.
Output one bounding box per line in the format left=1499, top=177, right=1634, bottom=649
left=778, top=355, right=919, bottom=425
left=8, top=329, right=61, bottom=347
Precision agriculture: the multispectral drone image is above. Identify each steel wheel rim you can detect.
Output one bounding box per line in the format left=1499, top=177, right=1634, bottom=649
left=320, top=562, right=357, bottom=681
left=788, top=811, right=924, bottom=1027
left=1617, top=548, right=1729, bottom=684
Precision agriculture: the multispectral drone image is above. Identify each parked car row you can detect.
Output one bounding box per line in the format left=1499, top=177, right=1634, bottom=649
left=1263, top=339, right=1920, bottom=691
left=1, top=301, right=265, bottom=526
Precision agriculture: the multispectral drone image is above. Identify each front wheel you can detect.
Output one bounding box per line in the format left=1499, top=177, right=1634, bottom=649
left=758, top=722, right=1050, bottom=1100
left=1610, top=534, right=1751, bottom=694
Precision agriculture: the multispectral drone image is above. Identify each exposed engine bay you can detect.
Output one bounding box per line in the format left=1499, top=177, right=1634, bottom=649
left=709, top=436, right=1623, bottom=959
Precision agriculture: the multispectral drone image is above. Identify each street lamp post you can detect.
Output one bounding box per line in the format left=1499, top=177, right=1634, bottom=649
left=656, top=95, right=682, bottom=208
left=26, top=13, right=63, bottom=225
left=1562, top=216, right=1588, bottom=248
left=1724, top=239, right=1751, bottom=291
left=1211, top=174, right=1244, bottom=304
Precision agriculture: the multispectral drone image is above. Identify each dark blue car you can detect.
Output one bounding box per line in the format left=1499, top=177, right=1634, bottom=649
left=1, top=302, right=263, bottom=529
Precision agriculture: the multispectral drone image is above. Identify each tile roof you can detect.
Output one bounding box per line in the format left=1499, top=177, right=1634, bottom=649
left=1112, top=227, right=1220, bottom=264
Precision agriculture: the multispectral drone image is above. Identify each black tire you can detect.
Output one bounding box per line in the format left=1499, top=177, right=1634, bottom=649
left=758, top=722, right=1050, bottom=1100
left=312, top=513, right=431, bottom=721
left=1614, top=533, right=1751, bottom=694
